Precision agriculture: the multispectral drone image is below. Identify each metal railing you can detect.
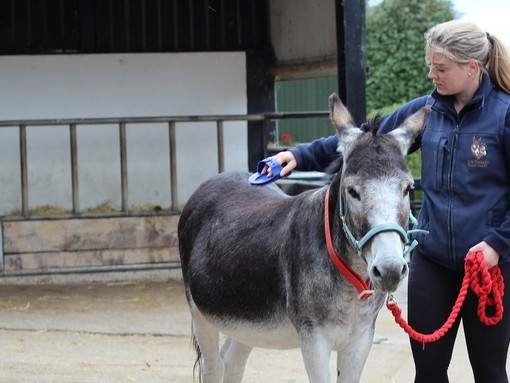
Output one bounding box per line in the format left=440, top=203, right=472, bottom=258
left=0, top=111, right=330, bottom=221
left=0, top=111, right=332, bottom=277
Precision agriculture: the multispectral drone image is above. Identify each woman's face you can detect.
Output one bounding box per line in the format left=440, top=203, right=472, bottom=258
left=425, top=50, right=472, bottom=96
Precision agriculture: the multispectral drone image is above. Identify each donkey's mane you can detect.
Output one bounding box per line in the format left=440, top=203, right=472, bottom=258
left=326, top=157, right=343, bottom=175
left=365, top=113, right=383, bottom=136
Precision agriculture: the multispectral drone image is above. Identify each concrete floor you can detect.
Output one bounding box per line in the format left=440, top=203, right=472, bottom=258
left=0, top=271, right=488, bottom=382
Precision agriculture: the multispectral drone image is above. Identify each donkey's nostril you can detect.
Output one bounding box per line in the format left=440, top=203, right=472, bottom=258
left=372, top=266, right=382, bottom=279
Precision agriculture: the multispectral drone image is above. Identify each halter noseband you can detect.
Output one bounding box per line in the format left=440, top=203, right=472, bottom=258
left=336, top=183, right=428, bottom=264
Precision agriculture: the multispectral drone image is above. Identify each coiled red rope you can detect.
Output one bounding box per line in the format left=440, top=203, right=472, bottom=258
left=386, top=252, right=504, bottom=347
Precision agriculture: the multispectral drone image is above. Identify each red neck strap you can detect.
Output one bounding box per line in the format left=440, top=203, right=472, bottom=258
left=324, top=188, right=373, bottom=300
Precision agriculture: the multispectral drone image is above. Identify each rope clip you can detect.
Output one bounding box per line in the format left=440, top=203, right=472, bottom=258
left=386, top=293, right=399, bottom=311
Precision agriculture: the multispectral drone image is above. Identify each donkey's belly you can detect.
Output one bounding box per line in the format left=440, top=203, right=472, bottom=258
left=201, top=308, right=376, bottom=351
left=215, top=318, right=301, bottom=349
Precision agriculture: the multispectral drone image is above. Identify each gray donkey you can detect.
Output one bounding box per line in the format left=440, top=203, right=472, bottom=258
left=178, top=94, right=430, bottom=383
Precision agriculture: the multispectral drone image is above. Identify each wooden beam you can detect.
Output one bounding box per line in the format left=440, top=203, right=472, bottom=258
left=270, top=59, right=337, bottom=81
left=336, top=0, right=366, bottom=125
left=3, top=216, right=179, bottom=254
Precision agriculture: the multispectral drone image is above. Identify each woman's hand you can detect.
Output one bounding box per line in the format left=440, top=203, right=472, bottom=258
left=264, top=151, right=297, bottom=177
left=468, top=241, right=500, bottom=269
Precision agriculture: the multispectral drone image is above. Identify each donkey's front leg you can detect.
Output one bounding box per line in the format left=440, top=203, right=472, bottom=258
left=336, top=328, right=374, bottom=383
left=299, top=329, right=333, bottom=383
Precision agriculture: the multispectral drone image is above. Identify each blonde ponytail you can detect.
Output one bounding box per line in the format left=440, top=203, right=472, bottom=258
left=486, top=34, right=510, bottom=94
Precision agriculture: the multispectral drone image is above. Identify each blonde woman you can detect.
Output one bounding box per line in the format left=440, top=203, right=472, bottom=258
left=267, top=20, right=510, bottom=382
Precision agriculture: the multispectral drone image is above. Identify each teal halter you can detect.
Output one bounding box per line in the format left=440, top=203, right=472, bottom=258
left=338, top=184, right=428, bottom=263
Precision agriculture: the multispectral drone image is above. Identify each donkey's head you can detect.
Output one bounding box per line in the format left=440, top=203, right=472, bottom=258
left=329, top=93, right=430, bottom=292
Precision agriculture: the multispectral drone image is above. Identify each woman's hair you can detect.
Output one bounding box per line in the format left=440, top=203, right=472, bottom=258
left=425, top=19, right=510, bottom=94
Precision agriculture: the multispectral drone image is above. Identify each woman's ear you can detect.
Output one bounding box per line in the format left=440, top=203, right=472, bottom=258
left=468, top=59, right=479, bottom=75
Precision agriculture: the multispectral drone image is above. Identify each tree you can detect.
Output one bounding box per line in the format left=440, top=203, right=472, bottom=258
left=366, top=0, right=455, bottom=111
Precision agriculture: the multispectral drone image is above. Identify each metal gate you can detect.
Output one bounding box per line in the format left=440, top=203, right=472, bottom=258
left=0, top=111, right=329, bottom=277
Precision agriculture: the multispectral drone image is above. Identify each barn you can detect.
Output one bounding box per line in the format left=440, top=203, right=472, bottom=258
left=0, top=0, right=366, bottom=277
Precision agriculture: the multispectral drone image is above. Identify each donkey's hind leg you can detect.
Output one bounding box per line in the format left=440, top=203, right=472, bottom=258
left=192, top=311, right=224, bottom=383
left=220, top=337, right=253, bottom=383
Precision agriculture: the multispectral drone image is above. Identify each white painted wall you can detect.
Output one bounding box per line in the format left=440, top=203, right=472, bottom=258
left=0, top=52, right=247, bottom=214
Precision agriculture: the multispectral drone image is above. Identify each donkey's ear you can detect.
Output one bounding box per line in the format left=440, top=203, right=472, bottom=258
left=329, top=93, right=361, bottom=155
left=389, top=105, right=431, bottom=156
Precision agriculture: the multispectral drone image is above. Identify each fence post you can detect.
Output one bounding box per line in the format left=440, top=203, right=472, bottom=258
left=217, top=120, right=225, bottom=173
left=19, top=125, right=29, bottom=217
left=119, top=122, right=129, bottom=213
left=169, top=121, right=178, bottom=210
left=70, top=124, right=80, bottom=214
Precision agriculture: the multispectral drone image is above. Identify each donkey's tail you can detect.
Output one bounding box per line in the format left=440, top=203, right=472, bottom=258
left=192, top=332, right=202, bottom=383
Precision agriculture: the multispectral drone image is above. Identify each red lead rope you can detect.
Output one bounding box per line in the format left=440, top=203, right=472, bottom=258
left=386, top=251, right=504, bottom=347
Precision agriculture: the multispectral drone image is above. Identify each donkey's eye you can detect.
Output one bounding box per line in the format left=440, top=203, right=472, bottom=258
left=404, top=185, right=414, bottom=197
left=347, top=187, right=360, bottom=200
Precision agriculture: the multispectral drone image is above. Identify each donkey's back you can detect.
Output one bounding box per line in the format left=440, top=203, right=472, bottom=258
left=179, top=171, right=316, bottom=331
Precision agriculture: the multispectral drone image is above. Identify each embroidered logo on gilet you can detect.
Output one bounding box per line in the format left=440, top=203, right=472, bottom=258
left=468, top=136, right=489, bottom=168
